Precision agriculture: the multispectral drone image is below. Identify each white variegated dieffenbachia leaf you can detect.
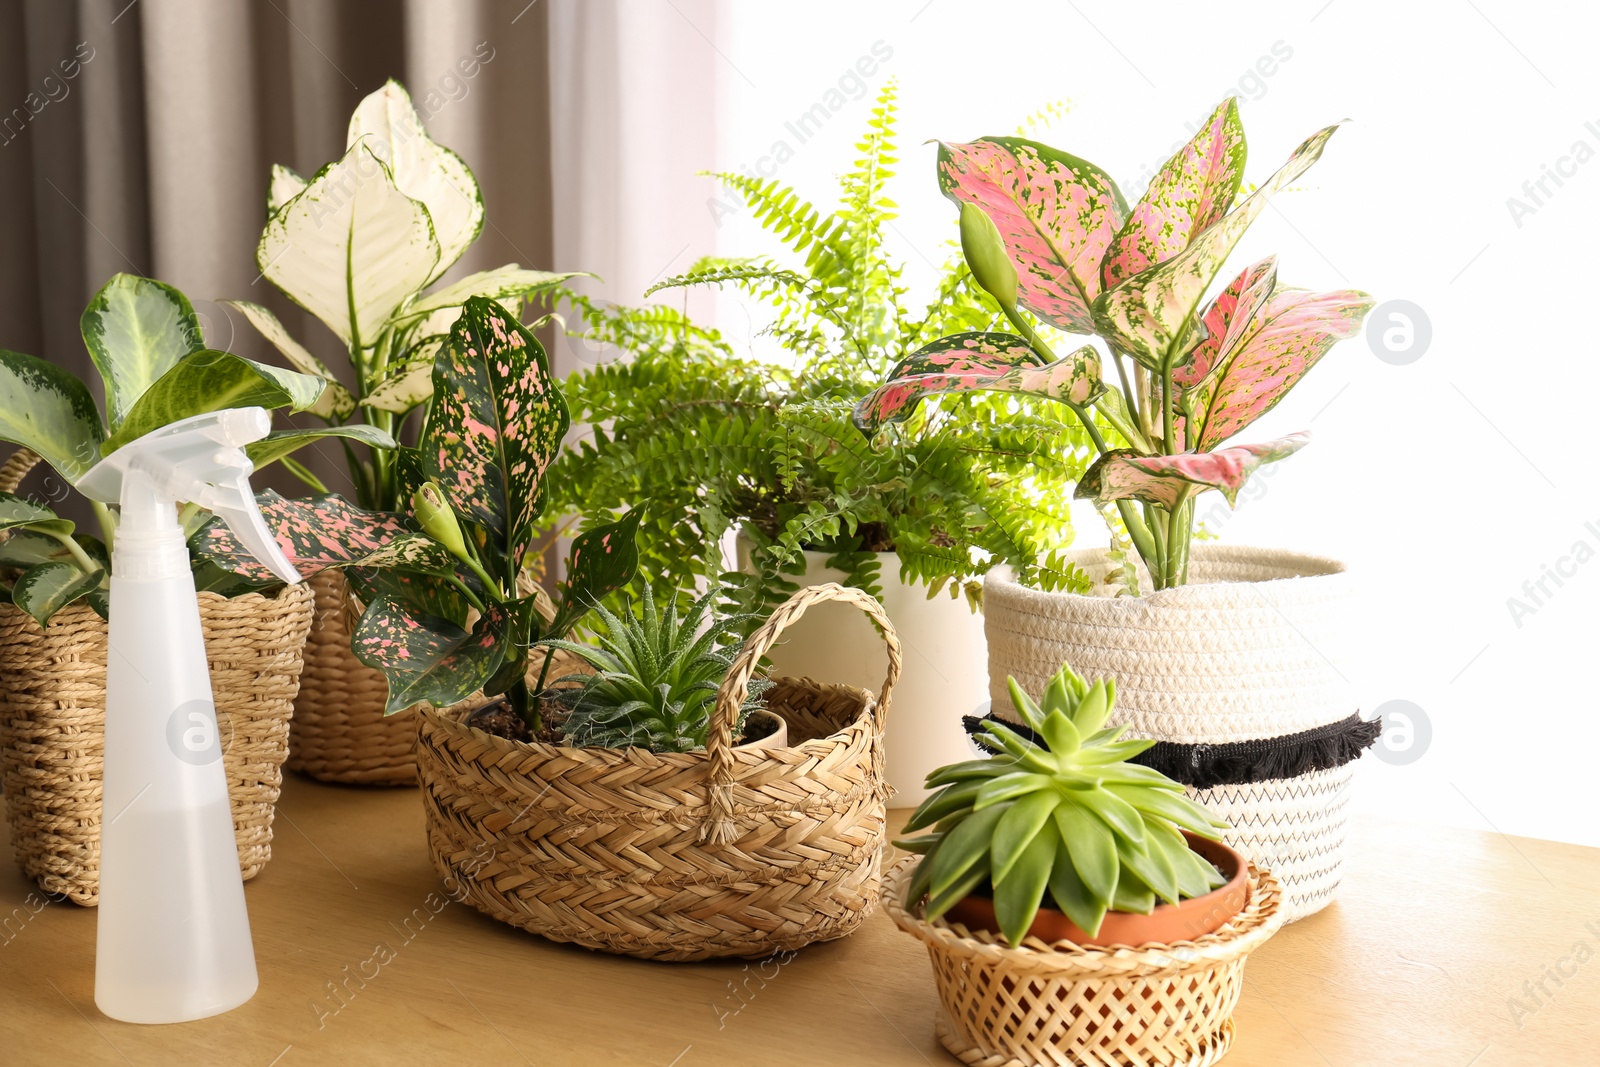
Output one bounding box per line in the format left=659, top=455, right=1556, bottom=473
left=221, top=300, right=355, bottom=420
left=360, top=348, right=439, bottom=413
left=347, top=80, right=482, bottom=285
left=1091, top=123, right=1341, bottom=370
left=259, top=142, right=441, bottom=351
left=268, top=164, right=308, bottom=217
left=80, top=274, right=205, bottom=431
left=1075, top=431, right=1310, bottom=509
left=388, top=266, right=583, bottom=329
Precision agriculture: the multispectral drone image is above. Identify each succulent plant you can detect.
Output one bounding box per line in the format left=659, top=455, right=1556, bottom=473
left=539, top=586, right=772, bottom=753
left=897, top=661, right=1229, bottom=945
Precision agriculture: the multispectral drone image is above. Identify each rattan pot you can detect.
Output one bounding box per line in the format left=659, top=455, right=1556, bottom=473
left=0, top=583, right=314, bottom=905
left=414, top=582, right=901, bottom=961
left=883, top=856, right=1286, bottom=1067
left=287, top=569, right=418, bottom=785
left=982, top=545, right=1378, bottom=923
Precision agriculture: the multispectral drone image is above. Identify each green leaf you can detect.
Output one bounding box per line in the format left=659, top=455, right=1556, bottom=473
left=352, top=596, right=508, bottom=714
left=12, top=561, right=103, bottom=627
left=80, top=274, right=204, bottom=430
left=1052, top=799, right=1119, bottom=903
left=103, top=350, right=328, bottom=455
left=0, top=349, right=105, bottom=481
left=0, top=529, right=76, bottom=568
left=1048, top=840, right=1108, bottom=938
left=347, top=81, right=483, bottom=284
left=359, top=349, right=438, bottom=414
left=259, top=142, right=440, bottom=351
left=1075, top=785, right=1145, bottom=845
left=243, top=424, right=397, bottom=471
left=904, top=780, right=983, bottom=833
left=190, top=491, right=432, bottom=585
left=927, top=802, right=1008, bottom=898
left=221, top=300, right=354, bottom=420
left=421, top=297, right=570, bottom=563
left=991, top=789, right=1059, bottom=885
left=547, top=510, right=642, bottom=638
left=1107, top=782, right=1227, bottom=840
left=1120, top=834, right=1180, bottom=907
left=345, top=566, right=472, bottom=629
left=0, top=493, right=74, bottom=537
left=1111, top=864, right=1156, bottom=915
left=993, top=826, right=1055, bottom=946
left=268, top=163, right=308, bottom=217
left=390, top=266, right=584, bottom=328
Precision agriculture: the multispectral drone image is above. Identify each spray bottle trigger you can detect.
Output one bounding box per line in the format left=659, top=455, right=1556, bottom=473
left=195, top=471, right=301, bottom=586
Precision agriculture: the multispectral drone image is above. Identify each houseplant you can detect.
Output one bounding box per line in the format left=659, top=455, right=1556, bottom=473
left=885, top=660, right=1284, bottom=1067
left=0, top=272, right=349, bottom=903
left=856, top=98, right=1380, bottom=919
left=549, top=83, right=1094, bottom=801
left=230, top=80, right=579, bottom=784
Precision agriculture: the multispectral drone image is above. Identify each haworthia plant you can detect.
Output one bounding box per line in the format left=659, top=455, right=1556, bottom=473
left=856, top=99, right=1374, bottom=591
left=238, top=79, right=582, bottom=512
left=0, top=274, right=382, bottom=625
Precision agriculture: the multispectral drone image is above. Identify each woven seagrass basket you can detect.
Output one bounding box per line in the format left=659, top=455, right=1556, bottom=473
left=414, top=582, right=901, bottom=961
left=0, top=583, right=314, bottom=904
left=883, top=856, right=1286, bottom=1067
left=287, top=569, right=418, bottom=785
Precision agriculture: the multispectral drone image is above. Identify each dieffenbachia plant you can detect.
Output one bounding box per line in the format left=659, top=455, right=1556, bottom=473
left=896, top=660, right=1229, bottom=946
left=192, top=297, right=639, bottom=728
left=229, top=80, right=580, bottom=511
left=0, top=273, right=377, bottom=626
left=854, top=99, right=1374, bottom=591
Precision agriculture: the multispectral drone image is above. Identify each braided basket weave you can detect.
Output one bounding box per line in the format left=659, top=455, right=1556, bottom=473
left=883, top=857, right=1285, bottom=1067
left=0, top=584, right=313, bottom=904
left=414, top=582, right=901, bottom=961
left=287, top=569, right=417, bottom=785
left=984, top=545, right=1359, bottom=923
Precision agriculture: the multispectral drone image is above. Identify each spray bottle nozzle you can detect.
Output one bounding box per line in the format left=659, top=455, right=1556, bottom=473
left=78, top=408, right=301, bottom=586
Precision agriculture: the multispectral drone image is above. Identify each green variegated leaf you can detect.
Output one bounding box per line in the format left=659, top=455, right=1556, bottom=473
left=221, top=300, right=354, bottom=420
left=0, top=492, right=74, bottom=537
left=352, top=596, right=507, bottom=714
left=1101, top=99, right=1247, bottom=291
left=0, top=529, right=77, bottom=568
left=0, top=349, right=105, bottom=481
left=268, top=163, right=308, bottom=217
left=243, top=424, right=397, bottom=471
left=360, top=348, right=439, bottom=413
left=12, top=561, right=104, bottom=627
left=101, top=351, right=328, bottom=456
left=190, top=490, right=425, bottom=584
left=1174, top=256, right=1277, bottom=393
left=547, top=510, right=641, bottom=638
left=347, top=80, right=482, bottom=284
left=345, top=566, right=472, bottom=629
left=390, top=266, right=584, bottom=328
left=1075, top=432, right=1311, bottom=509
left=1092, top=123, right=1341, bottom=369
left=80, top=274, right=205, bottom=430
left=259, top=142, right=441, bottom=351
left=421, top=297, right=570, bottom=563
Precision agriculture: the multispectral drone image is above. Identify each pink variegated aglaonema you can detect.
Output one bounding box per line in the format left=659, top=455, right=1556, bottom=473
left=854, top=98, right=1374, bottom=591
left=192, top=296, right=641, bottom=724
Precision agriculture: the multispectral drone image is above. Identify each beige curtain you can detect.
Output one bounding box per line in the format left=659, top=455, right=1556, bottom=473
left=0, top=0, right=722, bottom=510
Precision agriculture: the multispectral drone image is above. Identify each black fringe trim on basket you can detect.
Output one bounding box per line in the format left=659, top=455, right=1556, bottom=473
left=961, top=711, right=1381, bottom=790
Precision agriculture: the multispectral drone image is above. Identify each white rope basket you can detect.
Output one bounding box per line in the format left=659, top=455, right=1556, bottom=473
left=984, top=545, right=1359, bottom=922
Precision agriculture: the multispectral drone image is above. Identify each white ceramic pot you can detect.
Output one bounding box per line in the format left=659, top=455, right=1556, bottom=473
left=983, top=544, right=1371, bottom=923
left=747, top=547, right=986, bottom=805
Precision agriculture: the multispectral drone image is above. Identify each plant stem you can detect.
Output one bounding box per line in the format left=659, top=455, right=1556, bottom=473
left=1112, top=349, right=1137, bottom=426
left=1004, top=305, right=1054, bottom=366
left=444, top=574, right=487, bottom=614
left=91, top=501, right=115, bottom=551
left=1164, top=498, right=1188, bottom=589
left=1146, top=503, right=1168, bottom=591
left=1161, top=371, right=1176, bottom=456
left=508, top=676, right=539, bottom=732
left=1133, top=365, right=1153, bottom=442
left=534, top=646, right=557, bottom=694
left=49, top=531, right=101, bottom=576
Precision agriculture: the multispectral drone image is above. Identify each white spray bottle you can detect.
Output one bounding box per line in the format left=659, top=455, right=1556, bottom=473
left=76, top=407, right=300, bottom=1024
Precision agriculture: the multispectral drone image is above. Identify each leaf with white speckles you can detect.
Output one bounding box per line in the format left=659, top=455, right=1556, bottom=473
left=421, top=296, right=570, bottom=565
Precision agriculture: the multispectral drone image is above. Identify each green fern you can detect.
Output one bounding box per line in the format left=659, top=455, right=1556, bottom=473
left=547, top=83, right=1094, bottom=627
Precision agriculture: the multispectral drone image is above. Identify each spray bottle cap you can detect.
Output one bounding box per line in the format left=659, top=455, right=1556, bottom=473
left=77, top=408, right=300, bottom=585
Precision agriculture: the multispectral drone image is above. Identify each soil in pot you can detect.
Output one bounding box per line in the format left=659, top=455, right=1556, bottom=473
left=942, top=834, right=1251, bottom=948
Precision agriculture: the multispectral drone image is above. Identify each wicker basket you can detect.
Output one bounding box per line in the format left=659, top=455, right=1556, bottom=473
left=0, top=583, right=314, bottom=904
left=414, top=582, right=902, bottom=961
left=287, top=569, right=418, bottom=785
left=883, top=857, right=1286, bottom=1067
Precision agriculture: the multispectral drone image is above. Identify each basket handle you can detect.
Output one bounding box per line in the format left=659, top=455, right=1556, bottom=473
left=0, top=448, right=40, bottom=496
left=702, top=582, right=901, bottom=844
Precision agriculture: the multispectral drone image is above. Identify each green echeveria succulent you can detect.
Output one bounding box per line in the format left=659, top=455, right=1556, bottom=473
left=539, top=586, right=772, bottom=754
left=896, top=662, right=1229, bottom=946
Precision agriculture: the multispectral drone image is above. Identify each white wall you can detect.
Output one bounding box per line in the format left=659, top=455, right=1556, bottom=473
left=706, top=0, right=1600, bottom=847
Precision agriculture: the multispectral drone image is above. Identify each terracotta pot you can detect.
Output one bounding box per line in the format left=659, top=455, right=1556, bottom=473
left=943, top=834, right=1250, bottom=948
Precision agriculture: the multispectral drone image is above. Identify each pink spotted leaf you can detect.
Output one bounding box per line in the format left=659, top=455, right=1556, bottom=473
left=352, top=598, right=508, bottom=714
left=1102, top=98, right=1247, bottom=291
left=938, top=138, right=1127, bottom=334
left=547, top=509, right=642, bottom=639
left=1075, top=432, right=1311, bottom=510
left=1194, top=288, right=1374, bottom=451
left=422, top=296, right=570, bottom=564
left=1174, top=256, right=1278, bottom=391
left=1092, top=122, right=1341, bottom=369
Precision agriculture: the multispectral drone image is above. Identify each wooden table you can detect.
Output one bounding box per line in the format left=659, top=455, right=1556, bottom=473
left=4, top=776, right=1598, bottom=1066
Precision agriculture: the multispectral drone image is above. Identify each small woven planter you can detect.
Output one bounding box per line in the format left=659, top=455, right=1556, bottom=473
left=287, top=569, right=418, bottom=785
left=0, top=583, right=314, bottom=904
left=414, top=582, right=901, bottom=961
left=982, top=545, right=1376, bottom=923
left=883, top=857, right=1286, bottom=1067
